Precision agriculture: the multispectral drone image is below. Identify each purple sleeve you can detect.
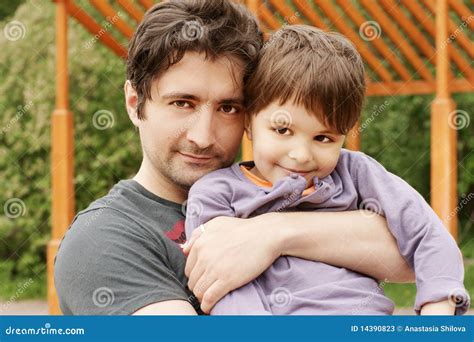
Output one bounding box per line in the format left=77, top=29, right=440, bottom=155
left=184, top=175, right=236, bottom=240
left=348, top=152, right=469, bottom=315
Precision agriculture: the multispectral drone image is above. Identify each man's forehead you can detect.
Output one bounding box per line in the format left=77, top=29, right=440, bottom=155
left=154, top=51, right=245, bottom=102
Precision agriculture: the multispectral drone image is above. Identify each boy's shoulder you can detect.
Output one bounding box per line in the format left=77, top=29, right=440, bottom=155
left=337, top=148, right=387, bottom=173
left=189, top=163, right=243, bottom=192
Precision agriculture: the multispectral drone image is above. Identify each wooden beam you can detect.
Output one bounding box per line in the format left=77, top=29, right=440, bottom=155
left=360, top=0, right=434, bottom=82
left=117, top=0, right=145, bottom=23
left=49, top=0, right=76, bottom=315
left=336, top=0, right=411, bottom=82
left=401, top=0, right=474, bottom=85
left=430, top=0, right=458, bottom=239
left=89, top=0, right=135, bottom=39
left=66, top=1, right=127, bottom=58
left=315, top=0, right=394, bottom=82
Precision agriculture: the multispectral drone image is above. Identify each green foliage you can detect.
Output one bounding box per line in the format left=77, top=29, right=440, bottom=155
left=0, top=1, right=140, bottom=299
left=0, top=2, right=472, bottom=303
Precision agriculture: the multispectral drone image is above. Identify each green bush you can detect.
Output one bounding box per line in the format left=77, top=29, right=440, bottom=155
left=0, top=1, right=140, bottom=299
left=0, top=1, right=472, bottom=301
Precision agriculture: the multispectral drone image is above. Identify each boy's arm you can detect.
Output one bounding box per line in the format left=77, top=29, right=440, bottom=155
left=347, top=151, right=469, bottom=315
left=183, top=209, right=415, bottom=313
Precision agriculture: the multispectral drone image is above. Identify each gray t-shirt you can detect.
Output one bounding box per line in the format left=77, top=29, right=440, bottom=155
left=54, top=179, right=200, bottom=315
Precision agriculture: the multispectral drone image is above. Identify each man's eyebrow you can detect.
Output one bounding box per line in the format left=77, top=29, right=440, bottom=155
left=161, top=92, right=200, bottom=101
left=220, top=97, right=244, bottom=105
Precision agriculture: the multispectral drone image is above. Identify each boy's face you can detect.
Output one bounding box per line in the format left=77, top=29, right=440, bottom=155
left=126, top=52, right=245, bottom=196
left=246, top=101, right=346, bottom=186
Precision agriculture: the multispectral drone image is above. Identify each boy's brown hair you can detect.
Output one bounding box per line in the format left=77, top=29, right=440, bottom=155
left=245, top=25, right=366, bottom=134
left=127, top=0, right=263, bottom=119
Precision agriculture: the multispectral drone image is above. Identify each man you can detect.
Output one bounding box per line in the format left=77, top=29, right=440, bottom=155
left=55, top=0, right=413, bottom=315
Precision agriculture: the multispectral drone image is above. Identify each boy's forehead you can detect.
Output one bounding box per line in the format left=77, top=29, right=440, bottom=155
left=260, top=101, right=337, bottom=134
left=153, top=52, right=244, bottom=102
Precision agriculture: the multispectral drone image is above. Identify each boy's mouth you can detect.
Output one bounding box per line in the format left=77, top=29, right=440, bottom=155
left=277, top=164, right=313, bottom=176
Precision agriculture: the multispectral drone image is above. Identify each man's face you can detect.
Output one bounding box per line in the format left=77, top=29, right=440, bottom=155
left=128, top=52, right=245, bottom=195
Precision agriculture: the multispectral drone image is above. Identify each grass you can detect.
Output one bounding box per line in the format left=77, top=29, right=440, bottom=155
left=384, top=263, right=474, bottom=308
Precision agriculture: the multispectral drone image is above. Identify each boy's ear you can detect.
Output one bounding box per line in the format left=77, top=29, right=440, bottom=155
left=244, top=114, right=252, bottom=140
left=124, top=80, right=140, bottom=127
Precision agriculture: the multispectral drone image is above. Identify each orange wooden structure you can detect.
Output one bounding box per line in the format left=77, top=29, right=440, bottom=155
left=50, top=0, right=473, bottom=314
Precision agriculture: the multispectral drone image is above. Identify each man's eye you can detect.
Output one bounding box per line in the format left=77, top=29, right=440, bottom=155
left=173, top=101, right=191, bottom=108
left=275, top=127, right=290, bottom=135
left=220, top=105, right=238, bottom=114
left=314, top=135, right=332, bottom=143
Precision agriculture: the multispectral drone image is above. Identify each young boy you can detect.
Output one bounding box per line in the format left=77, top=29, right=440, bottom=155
left=185, top=25, right=469, bottom=315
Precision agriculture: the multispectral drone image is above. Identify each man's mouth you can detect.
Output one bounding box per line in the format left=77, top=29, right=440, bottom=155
left=178, top=152, right=213, bottom=164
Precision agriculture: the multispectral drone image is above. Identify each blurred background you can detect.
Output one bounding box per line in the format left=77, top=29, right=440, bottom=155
left=0, top=0, right=472, bottom=315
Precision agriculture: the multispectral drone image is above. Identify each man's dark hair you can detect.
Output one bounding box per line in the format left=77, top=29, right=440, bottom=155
left=126, top=0, right=263, bottom=119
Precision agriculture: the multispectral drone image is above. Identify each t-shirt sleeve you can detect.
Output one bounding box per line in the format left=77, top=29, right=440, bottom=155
left=347, top=151, right=470, bottom=315
left=54, top=208, right=194, bottom=315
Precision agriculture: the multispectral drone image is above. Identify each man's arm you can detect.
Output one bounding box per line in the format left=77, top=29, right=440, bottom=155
left=133, top=300, right=197, bottom=315
left=183, top=210, right=414, bottom=313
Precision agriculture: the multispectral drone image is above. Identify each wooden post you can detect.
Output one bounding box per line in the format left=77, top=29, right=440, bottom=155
left=48, top=0, right=75, bottom=314
left=430, top=0, right=457, bottom=239
left=345, top=121, right=361, bottom=151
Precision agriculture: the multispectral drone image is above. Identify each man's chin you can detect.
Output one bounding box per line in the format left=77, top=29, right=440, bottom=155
left=169, top=159, right=225, bottom=187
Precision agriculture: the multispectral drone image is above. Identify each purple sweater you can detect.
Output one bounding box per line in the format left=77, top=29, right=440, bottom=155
left=185, top=149, right=469, bottom=315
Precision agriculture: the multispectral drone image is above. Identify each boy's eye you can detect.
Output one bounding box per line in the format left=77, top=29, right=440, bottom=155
left=172, top=101, right=191, bottom=108
left=314, top=135, right=332, bottom=143
left=220, top=104, right=238, bottom=114
left=275, top=127, right=290, bottom=135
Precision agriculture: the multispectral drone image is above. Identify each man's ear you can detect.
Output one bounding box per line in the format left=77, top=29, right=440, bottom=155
left=244, top=114, right=252, bottom=140
left=124, top=80, right=141, bottom=127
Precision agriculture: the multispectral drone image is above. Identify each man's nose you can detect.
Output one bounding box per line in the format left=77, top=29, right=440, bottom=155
left=288, top=143, right=313, bottom=164
left=185, top=107, right=216, bottom=149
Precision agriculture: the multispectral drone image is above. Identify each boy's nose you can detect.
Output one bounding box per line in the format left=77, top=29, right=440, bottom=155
left=288, top=144, right=314, bottom=164
left=185, top=108, right=216, bottom=149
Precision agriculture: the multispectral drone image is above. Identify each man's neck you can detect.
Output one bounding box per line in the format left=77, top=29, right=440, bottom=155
left=133, top=159, right=187, bottom=204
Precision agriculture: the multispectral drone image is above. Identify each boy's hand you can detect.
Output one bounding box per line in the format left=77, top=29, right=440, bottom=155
left=182, top=215, right=283, bottom=313
left=420, top=300, right=455, bottom=315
